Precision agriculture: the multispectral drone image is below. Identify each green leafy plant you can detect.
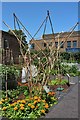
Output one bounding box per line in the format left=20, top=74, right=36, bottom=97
left=0, top=65, right=21, bottom=90
left=49, top=79, right=68, bottom=85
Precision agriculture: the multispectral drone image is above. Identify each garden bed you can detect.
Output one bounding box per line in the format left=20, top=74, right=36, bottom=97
left=0, top=84, right=58, bottom=120
left=48, top=84, right=70, bottom=91
left=0, top=82, right=74, bottom=120
left=0, top=81, right=76, bottom=120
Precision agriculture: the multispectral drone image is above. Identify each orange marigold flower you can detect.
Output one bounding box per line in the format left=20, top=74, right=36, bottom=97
left=21, top=100, right=26, bottom=104
left=28, top=103, right=32, bottom=107
left=48, top=92, right=52, bottom=95
left=41, top=110, right=45, bottom=113
left=48, top=91, right=55, bottom=96
left=44, top=104, right=49, bottom=108
left=20, top=104, right=24, bottom=107
left=29, top=98, right=33, bottom=100
left=2, top=107, right=7, bottom=111
left=51, top=92, right=55, bottom=95
left=45, top=103, right=48, bottom=106
left=20, top=106, right=24, bottom=110
left=17, top=100, right=21, bottom=103
left=37, top=99, right=41, bottom=102
left=14, top=107, right=18, bottom=111
left=34, top=96, right=38, bottom=100
left=34, top=101, right=37, bottom=104
left=11, top=103, right=14, bottom=106
left=31, top=105, right=35, bottom=109
left=36, top=106, right=38, bottom=109
left=0, top=101, right=2, bottom=104
left=11, top=102, right=17, bottom=106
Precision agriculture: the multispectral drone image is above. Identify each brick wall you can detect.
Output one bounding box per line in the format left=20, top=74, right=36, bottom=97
left=0, top=30, right=21, bottom=64
left=30, top=31, right=80, bottom=52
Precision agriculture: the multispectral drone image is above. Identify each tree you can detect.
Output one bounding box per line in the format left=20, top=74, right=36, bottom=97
left=8, top=29, right=28, bottom=54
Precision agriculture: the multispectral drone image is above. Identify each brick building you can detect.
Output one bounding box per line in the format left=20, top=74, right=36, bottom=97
left=0, top=30, right=20, bottom=64
left=30, top=31, right=80, bottom=52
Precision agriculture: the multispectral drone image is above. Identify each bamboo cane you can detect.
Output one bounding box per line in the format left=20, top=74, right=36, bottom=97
left=5, top=69, right=8, bottom=98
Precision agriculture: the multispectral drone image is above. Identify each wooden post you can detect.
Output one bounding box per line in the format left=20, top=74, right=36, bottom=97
left=2, top=49, right=3, bottom=64
left=5, top=69, right=8, bottom=98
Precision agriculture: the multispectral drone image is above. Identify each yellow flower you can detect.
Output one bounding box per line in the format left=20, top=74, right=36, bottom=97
left=41, top=110, right=45, bottom=113
left=0, top=101, right=2, bottom=104
left=14, top=107, right=18, bottom=111
left=20, top=104, right=24, bottom=107
left=34, top=96, right=38, bottom=100
left=11, top=102, right=17, bottom=106
left=34, top=100, right=37, bottom=104
left=2, top=107, right=7, bottom=111
left=44, top=104, right=49, bottom=108
left=5, top=98, right=8, bottom=101
left=20, top=106, right=24, bottom=110
left=11, top=103, right=14, bottom=106
left=37, top=99, right=41, bottom=102
left=21, top=100, right=26, bottom=104
left=42, top=100, right=46, bottom=103
left=31, top=105, right=35, bottom=109
left=17, top=100, right=21, bottom=103
left=28, top=103, right=32, bottom=107
left=1, top=99, right=5, bottom=102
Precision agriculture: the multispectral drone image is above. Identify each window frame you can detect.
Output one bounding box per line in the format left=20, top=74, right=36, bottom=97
left=60, top=41, right=64, bottom=48
left=67, top=41, right=71, bottom=48
left=73, top=40, right=77, bottom=48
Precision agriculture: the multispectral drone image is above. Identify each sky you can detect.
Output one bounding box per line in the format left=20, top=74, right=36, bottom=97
left=1, top=2, right=79, bottom=41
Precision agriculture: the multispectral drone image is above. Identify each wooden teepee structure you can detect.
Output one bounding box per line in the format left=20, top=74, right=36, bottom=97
left=3, top=11, right=79, bottom=96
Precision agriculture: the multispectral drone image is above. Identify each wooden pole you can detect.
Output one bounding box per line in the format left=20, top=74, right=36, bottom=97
left=5, top=69, right=8, bottom=98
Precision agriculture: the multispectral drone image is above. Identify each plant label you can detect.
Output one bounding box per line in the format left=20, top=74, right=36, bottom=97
left=43, top=85, right=50, bottom=93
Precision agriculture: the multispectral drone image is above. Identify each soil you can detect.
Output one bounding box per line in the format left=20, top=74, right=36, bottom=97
left=48, top=84, right=70, bottom=92
left=12, top=83, right=71, bottom=103
left=12, top=93, right=26, bottom=103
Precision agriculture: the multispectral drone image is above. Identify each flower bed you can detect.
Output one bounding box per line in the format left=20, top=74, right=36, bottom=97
left=0, top=76, right=74, bottom=120
left=0, top=86, right=58, bottom=119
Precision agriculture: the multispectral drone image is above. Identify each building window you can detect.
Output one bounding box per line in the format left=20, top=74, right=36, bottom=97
left=73, top=41, right=77, bottom=48
left=31, top=43, right=35, bottom=49
left=67, top=41, right=71, bottom=48
left=60, top=41, right=64, bottom=48
left=44, top=43, right=47, bottom=47
left=4, top=39, right=9, bottom=49
left=55, top=42, right=58, bottom=48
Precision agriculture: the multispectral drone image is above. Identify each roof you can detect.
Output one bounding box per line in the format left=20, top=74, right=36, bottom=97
left=42, top=31, right=80, bottom=40
left=0, top=30, right=17, bottom=38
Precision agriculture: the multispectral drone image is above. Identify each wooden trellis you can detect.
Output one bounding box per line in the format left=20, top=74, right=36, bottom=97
left=3, top=11, right=79, bottom=97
